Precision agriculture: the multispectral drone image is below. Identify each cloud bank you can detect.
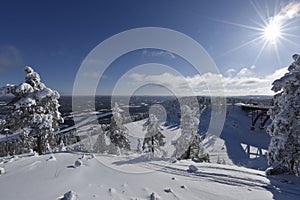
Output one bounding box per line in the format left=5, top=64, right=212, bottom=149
left=127, top=66, right=288, bottom=96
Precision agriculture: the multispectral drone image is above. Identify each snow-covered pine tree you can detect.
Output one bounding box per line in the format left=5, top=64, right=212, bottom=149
left=172, top=105, right=209, bottom=162
left=106, top=103, right=130, bottom=154
left=142, top=114, right=165, bottom=154
left=0, top=66, right=64, bottom=155
left=267, top=54, right=300, bottom=175
left=93, top=125, right=108, bottom=153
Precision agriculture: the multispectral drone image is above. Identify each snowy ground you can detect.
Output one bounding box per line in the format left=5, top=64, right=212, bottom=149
left=0, top=105, right=299, bottom=199
left=0, top=152, right=299, bottom=200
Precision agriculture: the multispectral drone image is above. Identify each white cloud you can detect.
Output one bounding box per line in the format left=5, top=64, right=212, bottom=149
left=142, top=49, right=176, bottom=59
left=226, top=68, right=236, bottom=77
left=0, top=46, right=23, bottom=72
left=236, top=67, right=254, bottom=77
left=84, top=58, right=105, bottom=66
left=128, top=73, right=145, bottom=82
left=279, top=2, right=300, bottom=19
left=271, top=2, right=300, bottom=25
left=126, top=66, right=289, bottom=96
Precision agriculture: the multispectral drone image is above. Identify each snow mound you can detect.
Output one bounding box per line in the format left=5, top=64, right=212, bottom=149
left=59, top=190, right=78, bottom=200
left=0, top=167, right=5, bottom=175
left=150, top=192, right=161, bottom=200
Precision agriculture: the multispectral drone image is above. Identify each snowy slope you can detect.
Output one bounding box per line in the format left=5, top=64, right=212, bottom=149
left=200, top=105, right=270, bottom=169
left=126, top=105, right=270, bottom=169
left=0, top=152, right=299, bottom=200
left=0, top=105, right=299, bottom=200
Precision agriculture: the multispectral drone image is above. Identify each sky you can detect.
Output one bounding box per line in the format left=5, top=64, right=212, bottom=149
left=0, top=0, right=299, bottom=96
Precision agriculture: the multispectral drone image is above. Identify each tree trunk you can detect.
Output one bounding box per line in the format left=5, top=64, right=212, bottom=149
left=186, top=146, right=191, bottom=159
left=37, top=135, right=43, bottom=155
left=151, top=136, right=154, bottom=153
left=289, top=159, right=295, bottom=174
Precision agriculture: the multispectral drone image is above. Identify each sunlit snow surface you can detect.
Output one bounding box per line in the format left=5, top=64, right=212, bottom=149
left=0, top=105, right=299, bottom=199
left=0, top=152, right=299, bottom=200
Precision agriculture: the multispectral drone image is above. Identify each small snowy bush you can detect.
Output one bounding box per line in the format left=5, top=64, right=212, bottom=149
left=0, top=167, right=5, bottom=175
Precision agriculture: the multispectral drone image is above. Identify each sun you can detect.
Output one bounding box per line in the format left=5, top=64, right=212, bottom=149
left=219, top=1, right=299, bottom=64
left=263, top=20, right=282, bottom=43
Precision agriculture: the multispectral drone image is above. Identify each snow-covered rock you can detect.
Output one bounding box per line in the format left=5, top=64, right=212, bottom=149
left=108, top=187, right=117, bottom=194
left=47, top=155, right=56, bottom=161
left=163, top=188, right=172, bottom=193
left=61, top=190, right=78, bottom=200
left=187, top=165, right=198, bottom=172
left=74, top=159, right=83, bottom=167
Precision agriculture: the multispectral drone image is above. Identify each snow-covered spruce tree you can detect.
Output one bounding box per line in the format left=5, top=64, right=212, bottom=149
left=142, top=114, right=165, bottom=154
left=267, top=54, right=300, bottom=175
left=0, top=66, right=64, bottom=155
left=93, top=125, right=108, bottom=153
left=172, top=105, right=209, bottom=162
left=106, top=103, right=130, bottom=154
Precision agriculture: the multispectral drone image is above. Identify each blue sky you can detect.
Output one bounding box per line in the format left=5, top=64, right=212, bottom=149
left=0, top=0, right=299, bottom=96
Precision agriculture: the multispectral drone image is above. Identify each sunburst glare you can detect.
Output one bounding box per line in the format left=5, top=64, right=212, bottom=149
left=263, top=19, right=282, bottom=43
left=220, top=1, right=300, bottom=64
